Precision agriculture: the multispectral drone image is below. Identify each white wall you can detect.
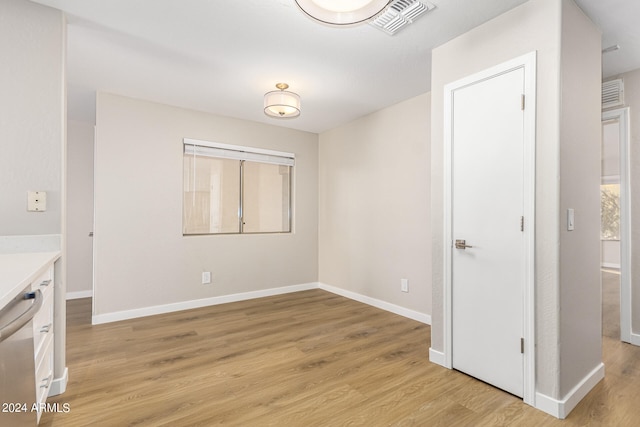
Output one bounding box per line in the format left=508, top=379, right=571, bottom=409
left=557, top=0, right=602, bottom=398
left=94, top=93, right=318, bottom=318
left=602, top=120, right=620, bottom=178
left=318, top=93, right=431, bottom=319
left=0, top=0, right=65, bottom=236
left=430, top=0, right=601, bottom=409
left=67, top=119, right=95, bottom=296
left=601, top=240, right=620, bottom=268
left=0, top=0, right=68, bottom=394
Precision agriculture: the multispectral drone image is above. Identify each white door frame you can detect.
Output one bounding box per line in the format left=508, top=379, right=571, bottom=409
left=602, top=107, right=636, bottom=345
left=442, top=51, right=537, bottom=406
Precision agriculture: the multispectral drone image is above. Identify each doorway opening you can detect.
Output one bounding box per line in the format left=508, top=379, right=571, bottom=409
left=601, top=108, right=632, bottom=344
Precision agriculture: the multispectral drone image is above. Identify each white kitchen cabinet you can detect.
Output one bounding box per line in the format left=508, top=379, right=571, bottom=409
left=0, top=252, right=60, bottom=425
left=31, top=265, right=55, bottom=424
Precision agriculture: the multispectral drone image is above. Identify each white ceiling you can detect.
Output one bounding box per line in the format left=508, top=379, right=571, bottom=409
left=30, top=0, right=640, bottom=134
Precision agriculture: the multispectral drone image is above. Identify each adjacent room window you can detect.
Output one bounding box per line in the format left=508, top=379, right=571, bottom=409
left=601, top=119, right=620, bottom=242
left=183, top=139, right=293, bottom=235
left=601, top=183, right=620, bottom=240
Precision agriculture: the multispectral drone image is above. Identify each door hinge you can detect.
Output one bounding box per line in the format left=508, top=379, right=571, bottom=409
left=520, top=216, right=524, bottom=232
left=520, top=337, right=524, bottom=354
left=521, top=94, right=525, bottom=110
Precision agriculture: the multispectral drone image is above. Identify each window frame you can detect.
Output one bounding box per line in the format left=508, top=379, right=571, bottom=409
left=183, top=138, right=294, bottom=236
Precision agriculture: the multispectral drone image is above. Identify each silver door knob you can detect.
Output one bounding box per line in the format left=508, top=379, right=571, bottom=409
left=455, top=239, right=473, bottom=249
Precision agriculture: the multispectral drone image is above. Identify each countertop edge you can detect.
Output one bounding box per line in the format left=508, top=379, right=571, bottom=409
left=0, top=251, right=61, bottom=310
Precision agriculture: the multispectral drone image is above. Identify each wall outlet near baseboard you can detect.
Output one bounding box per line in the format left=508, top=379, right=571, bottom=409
left=202, top=271, right=211, bottom=284
left=401, top=278, right=409, bottom=293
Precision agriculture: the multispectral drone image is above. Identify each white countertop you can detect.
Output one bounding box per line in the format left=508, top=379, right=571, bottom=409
left=0, top=251, right=61, bottom=309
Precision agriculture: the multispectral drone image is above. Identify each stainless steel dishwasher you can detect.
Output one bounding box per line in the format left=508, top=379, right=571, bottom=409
left=0, top=287, right=42, bottom=426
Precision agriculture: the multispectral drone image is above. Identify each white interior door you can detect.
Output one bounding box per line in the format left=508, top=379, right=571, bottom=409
left=450, top=67, right=526, bottom=397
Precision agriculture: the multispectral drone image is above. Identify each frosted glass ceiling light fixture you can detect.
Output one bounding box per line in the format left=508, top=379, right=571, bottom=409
left=264, top=83, right=301, bottom=119
left=295, top=0, right=391, bottom=26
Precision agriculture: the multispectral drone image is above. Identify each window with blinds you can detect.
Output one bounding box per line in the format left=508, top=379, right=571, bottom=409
left=183, top=138, right=294, bottom=235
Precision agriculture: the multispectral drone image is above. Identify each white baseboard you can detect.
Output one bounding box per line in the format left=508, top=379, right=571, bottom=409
left=91, top=281, right=432, bottom=327
left=66, top=290, right=93, bottom=300
left=429, top=347, right=446, bottom=367
left=318, top=283, right=431, bottom=325
left=630, top=332, right=640, bottom=346
left=601, top=262, right=620, bottom=270
left=91, top=283, right=318, bottom=325
left=48, top=367, right=68, bottom=397
left=535, top=363, right=604, bottom=419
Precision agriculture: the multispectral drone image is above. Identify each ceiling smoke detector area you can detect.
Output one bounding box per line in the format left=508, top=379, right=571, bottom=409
left=369, top=0, right=436, bottom=35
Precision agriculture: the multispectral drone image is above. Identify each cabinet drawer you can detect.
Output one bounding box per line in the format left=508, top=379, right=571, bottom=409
left=31, top=266, right=54, bottom=300
left=33, top=290, right=54, bottom=358
left=34, top=335, right=54, bottom=424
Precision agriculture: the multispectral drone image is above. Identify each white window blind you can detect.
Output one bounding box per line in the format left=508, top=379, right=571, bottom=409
left=183, top=138, right=295, bottom=166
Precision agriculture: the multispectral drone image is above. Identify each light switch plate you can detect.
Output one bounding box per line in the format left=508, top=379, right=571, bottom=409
left=27, top=191, right=47, bottom=212
left=567, top=208, right=575, bottom=231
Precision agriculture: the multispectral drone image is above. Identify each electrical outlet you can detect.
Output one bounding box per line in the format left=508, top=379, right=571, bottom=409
left=202, top=271, right=211, bottom=284
left=401, top=278, right=409, bottom=293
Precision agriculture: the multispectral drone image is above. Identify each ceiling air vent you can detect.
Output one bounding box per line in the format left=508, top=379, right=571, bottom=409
left=369, top=0, right=436, bottom=35
left=602, top=79, right=624, bottom=109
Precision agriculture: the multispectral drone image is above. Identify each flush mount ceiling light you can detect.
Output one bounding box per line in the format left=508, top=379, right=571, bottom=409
left=295, top=0, right=391, bottom=26
left=264, top=83, right=301, bottom=119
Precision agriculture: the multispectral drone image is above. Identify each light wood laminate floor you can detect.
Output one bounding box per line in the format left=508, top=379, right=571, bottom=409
left=41, top=288, right=640, bottom=426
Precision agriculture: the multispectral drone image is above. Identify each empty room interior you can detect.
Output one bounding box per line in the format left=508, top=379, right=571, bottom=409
left=2, top=0, right=640, bottom=425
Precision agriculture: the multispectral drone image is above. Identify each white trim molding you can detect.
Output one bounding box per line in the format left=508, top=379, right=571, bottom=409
left=428, top=347, right=446, bottom=366
left=66, top=290, right=93, bottom=300
left=92, top=282, right=432, bottom=326
left=535, top=363, right=604, bottom=419
left=48, top=367, right=69, bottom=397
left=318, top=283, right=431, bottom=325
left=92, top=283, right=318, bottom=325
left=601, top=262, right=621, bottom=270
